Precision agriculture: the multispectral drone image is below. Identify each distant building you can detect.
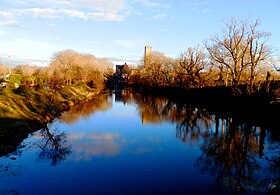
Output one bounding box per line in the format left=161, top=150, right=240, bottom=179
left=114, top=63, right=130, bottom=82
left=116, top=63, right=129, bottom=75
left=144, top=46, right=152, bottom=66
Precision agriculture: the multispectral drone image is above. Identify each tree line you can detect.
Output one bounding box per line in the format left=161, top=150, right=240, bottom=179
left=0, top=18, right=279, bottom=93
left=125, top=18, right=279, bottom=94
left=0, top=50, right=113, bottom=91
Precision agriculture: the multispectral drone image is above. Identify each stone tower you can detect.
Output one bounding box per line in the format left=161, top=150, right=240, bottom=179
left=144, top=46, right=152, bottom=67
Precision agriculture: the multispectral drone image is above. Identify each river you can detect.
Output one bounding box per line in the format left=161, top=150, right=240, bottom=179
left=0, top=90, right=279, bottom=194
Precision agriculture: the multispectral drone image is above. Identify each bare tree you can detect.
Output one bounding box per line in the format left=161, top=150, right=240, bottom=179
left=140, top=51, right=174, bottom=87
left=176, top=46, right=208, bottom=88
left=48, top=49, right=113, bottom=90
left=247, top=20, right=272, bottom=92
left=49, top=50, right=80, bottom=85
left=205, top=18, right=272, bottom=91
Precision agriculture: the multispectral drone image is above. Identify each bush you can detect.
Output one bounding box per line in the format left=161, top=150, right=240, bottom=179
left=9, top=74, right=22, bottom=84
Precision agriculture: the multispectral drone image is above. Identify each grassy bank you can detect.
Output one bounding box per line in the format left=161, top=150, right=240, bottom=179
left=0, top=84, right=99, bottom=123
left=0, top=85, right=98, bottom=137
left=0, top=84, right=101, bottom=157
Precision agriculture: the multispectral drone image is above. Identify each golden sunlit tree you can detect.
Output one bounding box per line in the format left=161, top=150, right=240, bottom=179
left=140, top=51, right=175, bottom=87
left=175, top=46, right=209, bottom=88
left=49, top=50, right=81, bottom=85
left=48, top=49, right=113, bottom=90
left=205, top=18, right=272, bottom=92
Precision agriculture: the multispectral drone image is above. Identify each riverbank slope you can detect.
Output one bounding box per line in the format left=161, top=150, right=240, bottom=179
left=0, top=84, right=101, bottom=156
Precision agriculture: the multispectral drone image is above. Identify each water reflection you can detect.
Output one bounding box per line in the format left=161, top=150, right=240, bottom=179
left=112, top=90, right=280, bottom=193
left=35, top=125, right=71, bottom=166
left=137, top=95, right=214, bottom=144
left=0, top=164, right=22, bottom=178
left=60, top=93, right=112, bottom=124
left=264, top=133, right=280, bottom=193
left=69, top=132, right=125, bottom=161
left=0, top=90, right=280, bottom=194
left=196, top=121, right=261, bottom=192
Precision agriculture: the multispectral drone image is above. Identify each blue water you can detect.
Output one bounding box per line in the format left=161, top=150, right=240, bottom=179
left=0, top=91, right=279, bottom=194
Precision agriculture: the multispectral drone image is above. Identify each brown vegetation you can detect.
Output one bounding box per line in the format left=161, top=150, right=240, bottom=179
left=0, top=50, right=113, bottom=128
left=120, top=18, right=278, bottom=96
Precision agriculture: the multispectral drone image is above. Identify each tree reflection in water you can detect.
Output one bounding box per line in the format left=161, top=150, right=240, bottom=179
left=132, top=92, right=214, bottom=144
left=1, top=90, right=278, bottom=193
left=60, top=93, right=112, bottom=124
left=35, top=93, right=112, bottom=166
left=117, top=90, right=280, bottom=193
left=36, top=125, right=71, bottom=166
left=175, top=106, right=213, bottom=144
left=196, top=119, right=262, bottom=192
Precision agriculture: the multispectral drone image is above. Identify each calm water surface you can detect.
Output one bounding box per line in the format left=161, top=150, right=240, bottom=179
left=0, top=90, right=279, bottom=194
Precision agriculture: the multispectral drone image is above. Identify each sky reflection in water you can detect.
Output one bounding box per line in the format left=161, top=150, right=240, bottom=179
left=0, top=90, right=279, bottom=194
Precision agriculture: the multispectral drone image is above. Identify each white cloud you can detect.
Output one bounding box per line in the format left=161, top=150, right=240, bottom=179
left=0, top=10, right=15, bottom=18
left=18, top=0, right=127, bottom=12
left=13, top=8, right=125, bottom=21
left=88, top=12, right=124, bottom=21
left=17, top=8, right=57, bottom=18
left=12, top=0, right=128, bottom=14
left=133, top=0, right=161, bottom=7
left=0, top=30, right=4, bottom=36
left=6, top=0, right=72, bottom=7
left=76, top=0, right=126, bottom=13
left=16, top=8, right=86, bottom=19
left=3, top=0, right=167, bottom=22
left=0, top=0, right=172, bottom=26
left=0, top=20, right=18, bottom=27
left=58, top=9, right=87, bottom=19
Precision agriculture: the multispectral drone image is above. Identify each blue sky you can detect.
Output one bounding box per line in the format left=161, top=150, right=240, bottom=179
left=0, top=0, right=280, bottom=66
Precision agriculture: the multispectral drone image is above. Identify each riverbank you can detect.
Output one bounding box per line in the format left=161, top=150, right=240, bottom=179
left=127, top=83, right=280, bottom=132
left=1, top=84, right=99, bottom=121
left=0, top=84, right=102, bottom=157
